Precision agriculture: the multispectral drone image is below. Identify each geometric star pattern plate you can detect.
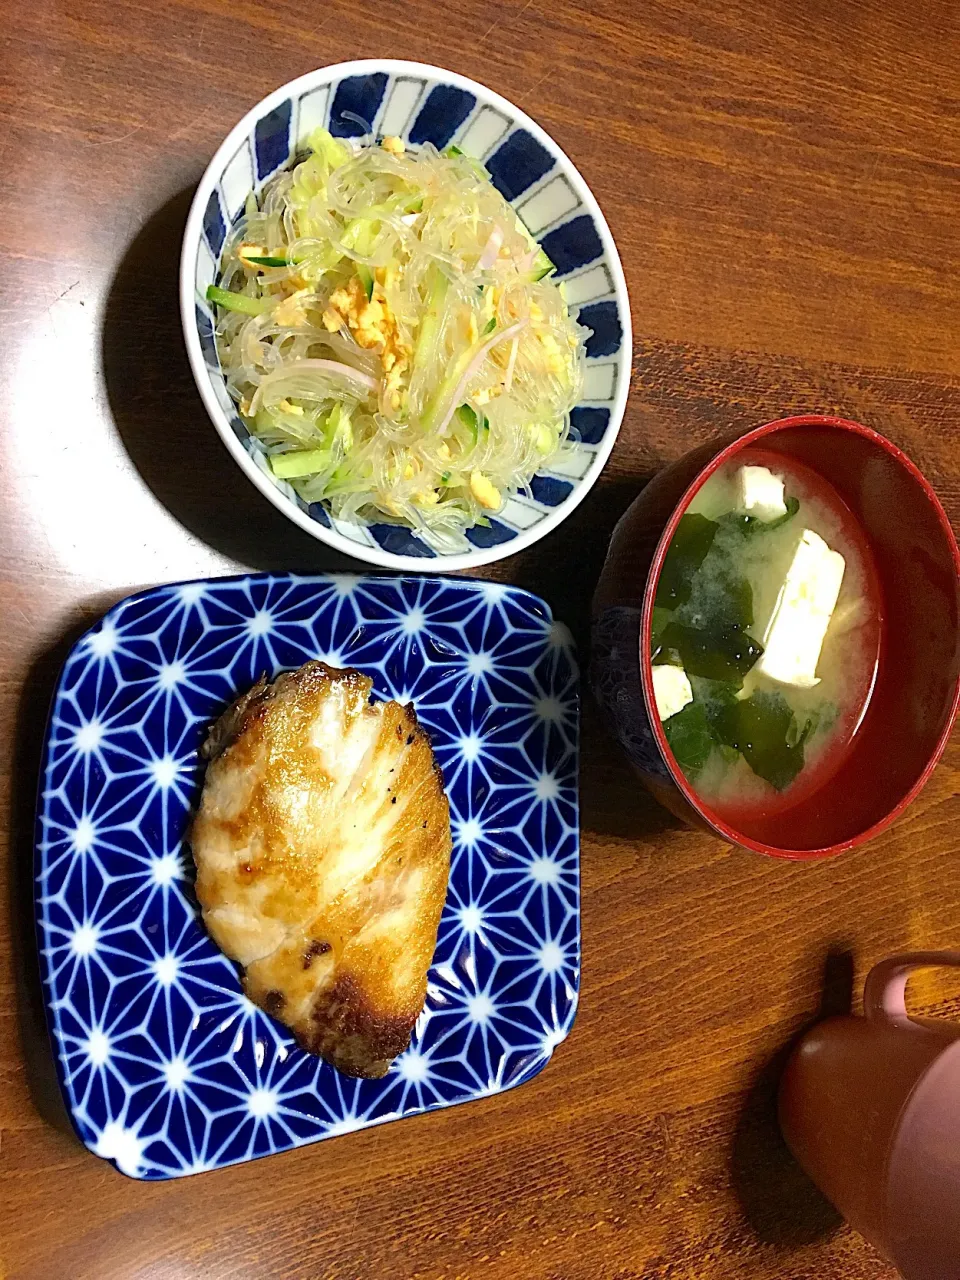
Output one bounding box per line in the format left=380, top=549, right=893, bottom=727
left=35, top=573, right=579, bottom=1178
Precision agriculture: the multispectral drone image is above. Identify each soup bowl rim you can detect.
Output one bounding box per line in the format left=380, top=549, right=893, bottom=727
left=641, top=412, right=960, bottom=860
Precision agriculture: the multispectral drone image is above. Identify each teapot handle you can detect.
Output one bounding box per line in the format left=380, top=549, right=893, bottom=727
left=864, top=951, right=960, bottom=1021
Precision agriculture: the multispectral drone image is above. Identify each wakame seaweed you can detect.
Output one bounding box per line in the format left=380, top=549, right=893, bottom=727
left=657, top=622, right=763, bottom=687
left=655, top=514, right=718, bottom=610
left=712, top=690, right=813, bottom=791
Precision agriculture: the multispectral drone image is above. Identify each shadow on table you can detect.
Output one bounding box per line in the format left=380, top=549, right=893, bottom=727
left=101, top=186, right=358, bottom=574
left=509, top=471, right=681, bottom=844
left=510, top=474, right=640, bottom=653
left=730, top=948, right=851, bottom=1247
left=8, top=614, right=124, bottom=1141
left=580, top=699, right=679, bottom=842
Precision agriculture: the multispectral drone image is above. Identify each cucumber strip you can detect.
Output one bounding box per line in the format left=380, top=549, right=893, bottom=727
left=270, top=449, right=330, bottom=479
left=307, top=127, right=350, bottom=171
left=242, top=249, right=302, bottom=268
left=529, top=247, right=555, bottom=281
left=331, top=402, right=354, bottom=451
left=442, top=144, right=489, bottom=178
left=356, top=264, right=374, bottom=299
left=413, top=267, right=449, bottom=369
left=205, top=285, right=271, bottom=316
left=341, top=218, right=378, bottom=255
left=456, top=404, right=488, bottom=438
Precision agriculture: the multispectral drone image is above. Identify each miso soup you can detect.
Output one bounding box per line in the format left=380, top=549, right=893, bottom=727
left=650, top=449, right=881, bottom=819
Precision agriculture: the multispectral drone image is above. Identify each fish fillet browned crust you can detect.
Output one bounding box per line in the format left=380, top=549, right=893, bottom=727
left=190, top=661, right=451, bottom=1079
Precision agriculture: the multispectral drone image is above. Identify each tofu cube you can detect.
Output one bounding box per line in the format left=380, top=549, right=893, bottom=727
left=652, top=663, right=693, bottom=721
left=756, top=529, right=845, bottom=688
left=737, top=465, right=787, bottom=521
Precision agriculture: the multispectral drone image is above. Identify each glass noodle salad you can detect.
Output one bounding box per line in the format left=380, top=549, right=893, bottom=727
left=208, top=129, right=587, bottom=548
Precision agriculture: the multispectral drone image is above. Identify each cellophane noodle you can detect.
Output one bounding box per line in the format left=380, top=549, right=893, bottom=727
left=210, top=129, right=588, bottom=549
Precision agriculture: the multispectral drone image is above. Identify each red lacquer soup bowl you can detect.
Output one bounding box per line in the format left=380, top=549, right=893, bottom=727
left=591, top=415, right=960, bottom=859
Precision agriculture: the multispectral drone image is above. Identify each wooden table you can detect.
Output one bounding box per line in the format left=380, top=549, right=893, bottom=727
left=2, top=2, right=958, bottom=1276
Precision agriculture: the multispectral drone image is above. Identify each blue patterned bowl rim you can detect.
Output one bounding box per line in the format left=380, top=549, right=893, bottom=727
left=180, top=59, right=632, bottom=572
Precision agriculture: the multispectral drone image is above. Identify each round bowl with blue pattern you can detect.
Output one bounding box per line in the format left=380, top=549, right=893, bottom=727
left=180, top=60, right=631, bottom=571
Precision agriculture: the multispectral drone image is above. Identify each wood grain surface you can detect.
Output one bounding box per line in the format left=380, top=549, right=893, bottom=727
left=2, top=1, right=959, bottom=1277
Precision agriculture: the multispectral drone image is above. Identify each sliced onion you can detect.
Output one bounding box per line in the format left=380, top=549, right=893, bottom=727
left=436, top=320, right=526, bottom=436
left=250, top=358, right=378, bottom=413
left=478, top=225, right=504, bottom=271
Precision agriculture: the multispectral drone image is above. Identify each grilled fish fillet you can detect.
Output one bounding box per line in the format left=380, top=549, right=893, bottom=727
left=190, top=661, right=451, bottom=1079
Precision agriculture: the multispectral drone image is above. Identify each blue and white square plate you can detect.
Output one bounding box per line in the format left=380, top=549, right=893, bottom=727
left=35, top=574, right=580, bottom=1178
